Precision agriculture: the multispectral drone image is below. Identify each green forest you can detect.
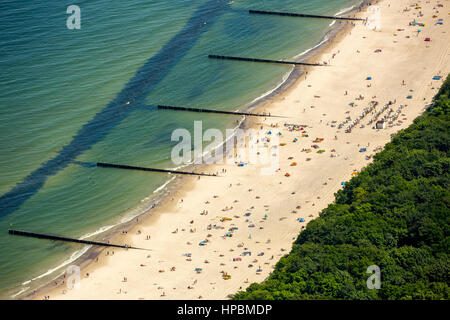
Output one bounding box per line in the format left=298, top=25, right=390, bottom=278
left=234, top=76, right=450, bottom=300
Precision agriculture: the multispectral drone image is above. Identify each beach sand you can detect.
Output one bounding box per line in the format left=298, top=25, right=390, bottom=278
left=33, top=0, right=449, bottom=300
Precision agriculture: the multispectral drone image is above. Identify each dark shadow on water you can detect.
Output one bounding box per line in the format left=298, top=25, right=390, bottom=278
left=135, top=104, right=158, bottom=112
left=71, top=161, right=97, bottom=169
left=0, top=0, right=230, bottom=218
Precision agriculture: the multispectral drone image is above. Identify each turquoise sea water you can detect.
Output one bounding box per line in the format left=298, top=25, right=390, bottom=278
left=0, top=0, right=360, bottom=298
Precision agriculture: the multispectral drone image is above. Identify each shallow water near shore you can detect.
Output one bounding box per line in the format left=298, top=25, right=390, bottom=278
left=0, top=0, right=361, bottom=298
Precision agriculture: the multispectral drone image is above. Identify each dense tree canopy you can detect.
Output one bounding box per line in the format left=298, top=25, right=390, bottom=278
left=234, top=76, right=450, bottom=300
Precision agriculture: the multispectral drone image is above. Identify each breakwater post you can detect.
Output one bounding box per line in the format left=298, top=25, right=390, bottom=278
left=8, top=229, right=149, bottom=250
left=96, top=162, right=217, bottom=177
left=248, top=10, right=364, bottom=21
left=208, top=55, right=326, bottom=67
left=157, top=105, right=285, bottom=118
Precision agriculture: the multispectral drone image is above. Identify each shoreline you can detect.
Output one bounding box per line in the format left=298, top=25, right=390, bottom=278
left=11, top=0, right=369, bottom=300
left=23, top=0, right=450, bottom=300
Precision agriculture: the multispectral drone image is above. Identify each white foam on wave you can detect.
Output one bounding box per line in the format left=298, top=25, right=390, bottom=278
left=153, top=176, right=176, bottom=194
left=293, top=35, right=330, bottom=60
left=201, top=115, right=247, bottom=165
left=249, top=69, right=294, bottom=106
left=329, top=4, right=357, bottom=26
left=165, top=114, right=247, bottom=171
left=80, top=225, right=114, bottom=240
left=17, top=245, right=91, bottom=296
left=120, top=202, right=153, bottom=224
left=295, top=4, right=357, bottom=58
left=11, top=286, right=30, bottom=298
left=335, top=5, right=355, bottom=17
left=31, top=245, right=91, bottom=282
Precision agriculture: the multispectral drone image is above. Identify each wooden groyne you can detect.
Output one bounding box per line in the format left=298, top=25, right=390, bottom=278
left=158, top=105, right=285, bottom=118
left=8, top=230, right=148, bottom=251
left=208, top=55, right=326, bottom=67
left=97, top=162, right=217, bottom=177
left=249, top=10, right=364, bottom=21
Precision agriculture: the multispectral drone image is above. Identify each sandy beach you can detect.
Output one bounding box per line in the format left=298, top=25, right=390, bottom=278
left=33, top=0, right=449, bottom=300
